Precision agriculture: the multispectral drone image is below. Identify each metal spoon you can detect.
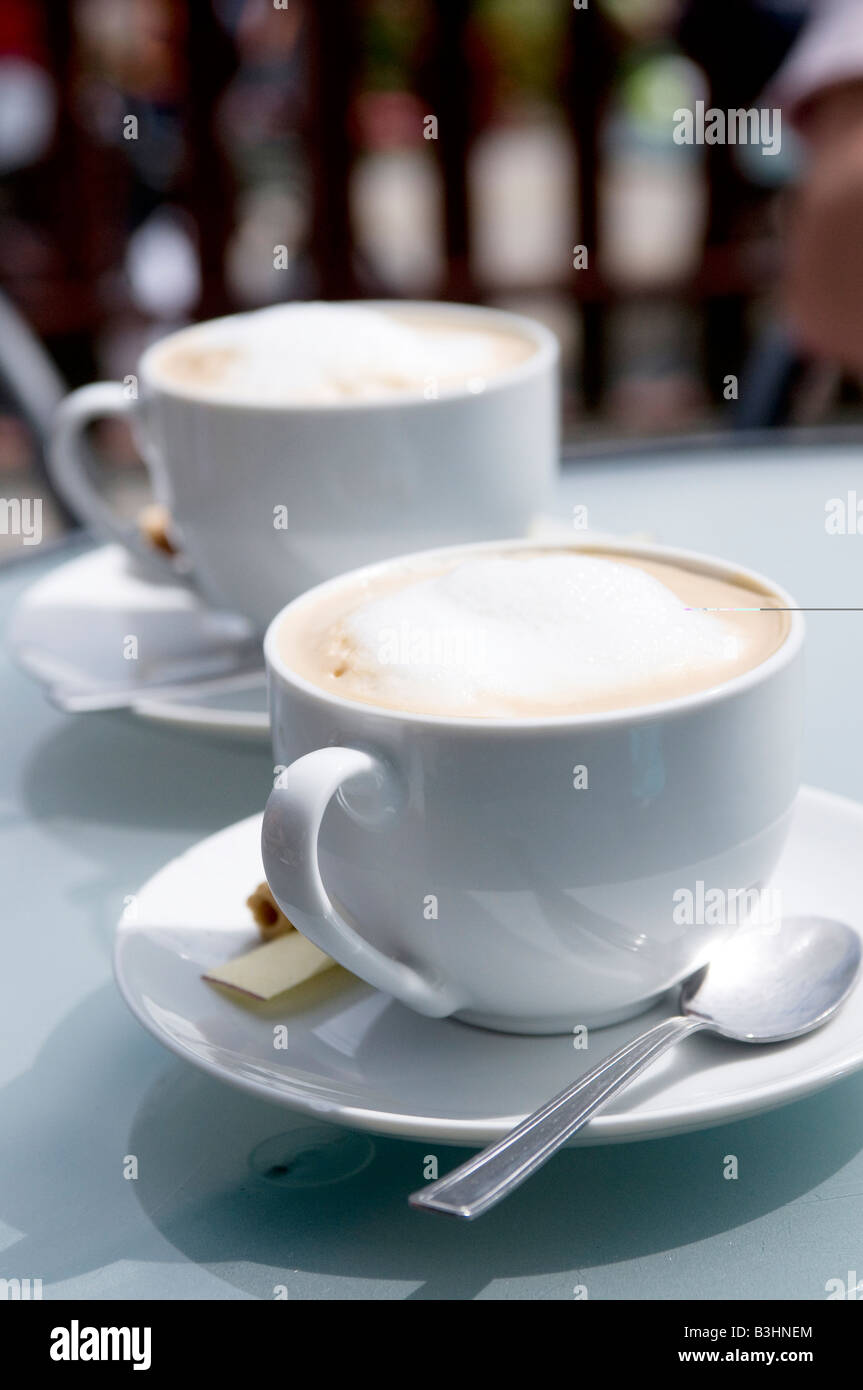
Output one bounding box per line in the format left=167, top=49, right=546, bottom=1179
left=49, top=664, right=266, bottom=713
left=410, top=916, right=861, bottom=1220
left=18, top=639, right=266, bottom=713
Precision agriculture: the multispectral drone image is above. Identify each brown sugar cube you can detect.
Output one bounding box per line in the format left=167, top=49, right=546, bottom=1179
left=138, top=503, right=177, bottom=556
left=246, top=882, right=295, bottom=941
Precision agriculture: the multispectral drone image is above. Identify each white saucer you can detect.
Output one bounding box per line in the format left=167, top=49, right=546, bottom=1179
left=8, top=544, right=270, bottom=738
left=8, top=516, right=633, bottom=741
left=114, top=785, right=863, bottom=1146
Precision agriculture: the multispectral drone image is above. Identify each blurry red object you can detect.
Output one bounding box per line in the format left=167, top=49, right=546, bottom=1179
left=354, top=90, right=428, bottom=151
left=0, top=0, right=47, bottom=61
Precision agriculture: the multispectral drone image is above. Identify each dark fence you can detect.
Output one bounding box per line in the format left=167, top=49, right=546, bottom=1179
left=0, top=0, right=795, bottom=414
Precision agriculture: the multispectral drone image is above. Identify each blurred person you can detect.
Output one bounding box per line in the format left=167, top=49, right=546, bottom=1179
left=767, top=0, right=863, bottom=375
left=678, top=1, right=863, bottom=400
left=678, top=0, right=810, bottom=109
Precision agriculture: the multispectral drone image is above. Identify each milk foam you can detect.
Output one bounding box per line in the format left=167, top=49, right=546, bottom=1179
left=337, top=554, right=746, bottom=713
left=154, top=303, right=532, bottom=404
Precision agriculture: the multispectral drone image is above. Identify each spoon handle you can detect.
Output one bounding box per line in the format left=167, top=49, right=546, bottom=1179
left=50, top=665, right=266, bottom=713
left=410, top=1014, right=705, bottom=1219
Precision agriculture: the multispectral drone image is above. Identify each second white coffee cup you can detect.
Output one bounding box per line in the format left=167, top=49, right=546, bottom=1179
left=49, top=301, right=559, bottom=630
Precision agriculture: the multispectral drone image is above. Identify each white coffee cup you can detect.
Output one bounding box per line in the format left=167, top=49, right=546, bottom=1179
left=49, top=302, right=559, bottom=630
left=261, top=537, right=804, bottom=1035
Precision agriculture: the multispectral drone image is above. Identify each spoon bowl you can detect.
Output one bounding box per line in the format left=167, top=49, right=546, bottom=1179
left=682, top=916, right=862, bottom=1042
left=412, top=914, right=863, bottom=1219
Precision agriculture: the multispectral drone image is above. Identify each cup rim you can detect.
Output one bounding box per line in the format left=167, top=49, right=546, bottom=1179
left=138, top=300, right=559, bottom=412
left=263, top=536, right=804, bottom=733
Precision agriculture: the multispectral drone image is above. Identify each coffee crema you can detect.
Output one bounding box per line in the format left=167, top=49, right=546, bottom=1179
left=149, top=303, right=536, bottom=406
left=278, top=549, right=789, bottom=717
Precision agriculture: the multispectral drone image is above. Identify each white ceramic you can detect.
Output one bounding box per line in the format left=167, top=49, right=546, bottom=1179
left=7, top=544, right=270, bottom=737
left=261, top=537, right=805, bottom=1034
left=6, top=518, right=625, bottom=740
left=48, top=302, right=559, bottom=631
left=113, top=787, right=863, bottom=1145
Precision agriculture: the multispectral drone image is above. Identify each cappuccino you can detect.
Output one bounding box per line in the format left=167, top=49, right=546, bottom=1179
left=279, top=547, right=789, bottom=717
left=150, top=302, right=536, bottom=406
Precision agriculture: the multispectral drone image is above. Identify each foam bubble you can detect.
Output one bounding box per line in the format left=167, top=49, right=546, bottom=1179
left=155, top=303, right=530, bottom=404
left=338, top=553, right=745, bottom=713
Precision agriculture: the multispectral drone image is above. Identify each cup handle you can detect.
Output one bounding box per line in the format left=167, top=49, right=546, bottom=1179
left=50, top=382, right=178, bottom=580
left=261, top=746, right=460, bottom=1018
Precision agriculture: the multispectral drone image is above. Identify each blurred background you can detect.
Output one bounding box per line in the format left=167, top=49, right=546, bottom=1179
left=0, top=0, right=859, bottom=555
